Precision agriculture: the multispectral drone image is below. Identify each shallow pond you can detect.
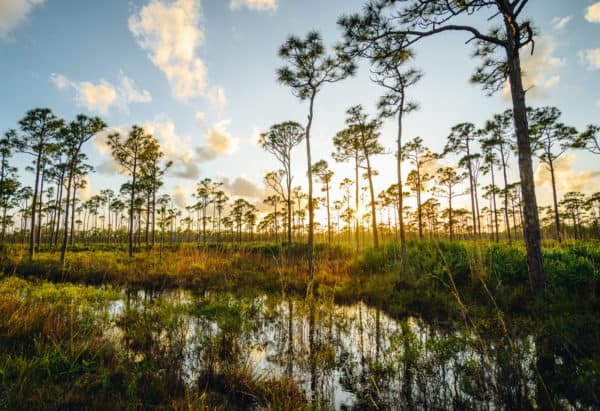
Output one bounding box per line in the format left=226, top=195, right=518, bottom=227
left=100, top=288, right=573, bottom=410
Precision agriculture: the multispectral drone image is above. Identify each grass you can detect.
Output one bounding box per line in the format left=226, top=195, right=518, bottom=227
left=0, top=276, right=311, bottom=410
left=0, top=239, right=599, bottom=408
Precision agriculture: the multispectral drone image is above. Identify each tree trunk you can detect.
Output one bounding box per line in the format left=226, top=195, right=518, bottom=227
left=306, top=93, right=316, bottom=280
left=70, top=185, right=76, bottom=245
left=449, top=191, right=454, bottom=241
left=491, top=166, right=500, bottom=242
left=416, top=160, right=423, bottom=239
left=364, top=155, right=379, bottom=250
left=501, top=154, right=512, bottom=243
left=128, top=158, right=137, bottom=258
left=548, top=160, right=561, bottom=242
left=505, top=36, right=545, bottom=293
left=466, top=145, right=478, bottom=238
left=354, top=155, right=360, bottom=252
left=59, top=172, right=73, bottom=266
left=396, top=108, right=407, bottom=262
left=29, top=152, right=42, bottom=260
left=36, top=166, right=46, bottom=253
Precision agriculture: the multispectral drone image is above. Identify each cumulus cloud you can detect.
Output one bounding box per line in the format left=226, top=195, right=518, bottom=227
left=174, top=184, right=195, bottom=207
left=92, top=126, right=133, bottom=174
left=50, top=71, right=152, bottom=114
left=78, top=179, right=94, bottom=202
left=229, top=0, right=277, bottom=12
left=93, top=118, right=238, bottom=180
left=579, top=48, right=600, bottom=70
left=502, top=38, right=565, bottom=101
left=128, top=0, right=226, bottom=108
left=0, top=0, right=44, bottom=40
left=79, top=83, right=117, bottom=114
left=144, top=120, right=201, bottom=179
left=197, top=120, right=238, bottom=160
left=221, top=176, right=265, bottom=199
left=585, top=2, right=600, bottom=23
left=92, top=121, right=201, bottom=179
left=535, top=154, right=600, bottom=204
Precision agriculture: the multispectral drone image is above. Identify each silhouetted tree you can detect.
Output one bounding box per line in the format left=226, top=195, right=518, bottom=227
left=433, top=166, right=466, bottom=241
left=312, top=160, right=334, bottom=244
left=108, top=125, right=153, bottom=257
left=345, top=105, right=385, bottom=249
left=58, top=115, right=105, bottom=265
left=0, top=130, right=21, bottom=241
left=529, top=106, right=578, bottom=243
left=403, top=137, right=435, bottom=238
left=573, top=125, right=599, bottom=155
left=277, top=30, right=356, bottom=279
left=339, top=0, right=545, bottom=292
left=482, top=111, right=515, bottom=242
left=260, top=121, right=304, bottom=255
left=444, top=123, right=481, bottom=238
left=333, top=126, right=363, bottom=251
left=19, top=108, right=64, bottom=260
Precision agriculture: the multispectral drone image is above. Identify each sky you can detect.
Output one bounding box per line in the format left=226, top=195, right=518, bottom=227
left=0, top=0, right=599, bottom=220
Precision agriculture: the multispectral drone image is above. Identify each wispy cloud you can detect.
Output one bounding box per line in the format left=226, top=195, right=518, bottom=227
left=229, top=0, right=277, bottom=12
left=551, top=16, right=572, bottom=30
left=578, top=48, right=600, bottom=70
left=50, top=71, right=152, bottom=114
left=544, top=75, right=560, bottom=89
left=502, top=38, right=565, bottom=101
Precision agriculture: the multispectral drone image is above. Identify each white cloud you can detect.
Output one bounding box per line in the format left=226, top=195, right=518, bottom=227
left=93, top=126, right=132, bottom=174
left=229, top=0, right=277, bottom=12
left=579, top=48, right=600, bottom=70
left=206, top=86, right=227, bottom=111
left=79, top=82, right=117, bottom=114
left=195, top=111, right=205, bottom=125
left=174, top=184, right=195, bottom=207
left=118, top=70, right=152, bottom=104
left=0, top=0, right=44, bottom=40
left=221, top=176, right=265, bottom=199
left=93, top=121, right=201, bottom=179
left=502, top=38, right=565, bottom=101
left=585, top=2, right=600, bottom=23
left=249, top=126, right=262, bottom=145
left=551, top=16, right=572, bottom=30
left=93, top=118, right=238, bottom=180
left=197, top=120, right=238, bottom=160
left=79, top=179, right=94, bottom=202
left=544, top=75, right=560, bottom=89
left=129, top=0, right=225, bottom=108
left=50, top=72, right=152, bottom=114
left=143, top=120, right=201, bottom=179
left=535, top=154, right=600, bottom=204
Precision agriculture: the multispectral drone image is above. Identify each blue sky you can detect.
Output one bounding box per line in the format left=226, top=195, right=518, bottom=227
left=1, top=0, right=599, bottom=216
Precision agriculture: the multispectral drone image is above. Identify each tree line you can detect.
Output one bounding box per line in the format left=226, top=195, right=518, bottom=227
left=1, top=0, right=599, bottom=294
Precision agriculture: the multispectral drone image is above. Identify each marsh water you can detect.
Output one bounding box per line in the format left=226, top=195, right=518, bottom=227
left=97, top=287, right=580, bottom=410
